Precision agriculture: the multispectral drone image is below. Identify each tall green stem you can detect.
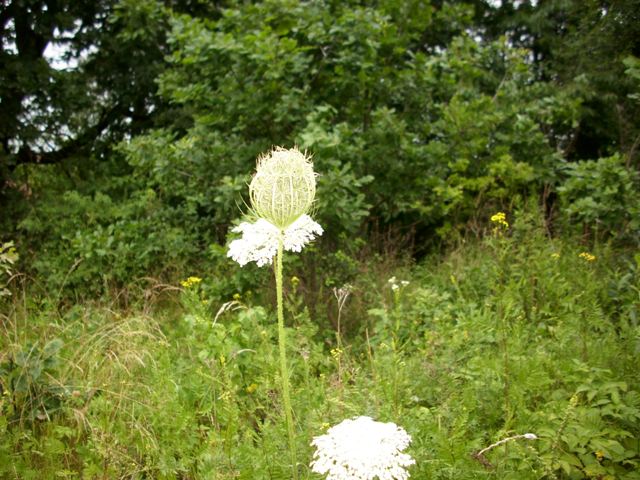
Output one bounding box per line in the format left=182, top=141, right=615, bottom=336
left=275, top=237, right=298, bottom=479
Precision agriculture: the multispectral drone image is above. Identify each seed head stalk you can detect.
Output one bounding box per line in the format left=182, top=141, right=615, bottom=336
left=227, top=147, right=321, bottom=478
left=275, top=235, right=298, bottom=479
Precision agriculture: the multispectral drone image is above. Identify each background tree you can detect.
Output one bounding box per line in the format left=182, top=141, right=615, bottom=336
left=480, top=0, right=640, bottom=163
left=1, top=0, right=638, bottom=295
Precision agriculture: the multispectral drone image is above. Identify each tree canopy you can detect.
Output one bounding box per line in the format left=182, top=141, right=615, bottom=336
left=2, top=0, right=639, bottom=292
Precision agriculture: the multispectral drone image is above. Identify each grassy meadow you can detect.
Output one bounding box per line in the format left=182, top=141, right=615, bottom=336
left=2, top=212, right=639, bottom=479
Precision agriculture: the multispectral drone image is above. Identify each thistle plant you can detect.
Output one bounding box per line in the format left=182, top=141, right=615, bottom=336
left=227, top=146, right=323, bottom=479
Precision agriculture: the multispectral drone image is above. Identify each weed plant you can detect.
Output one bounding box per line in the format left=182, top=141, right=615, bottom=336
left=1, top=210, right=639, bottom=479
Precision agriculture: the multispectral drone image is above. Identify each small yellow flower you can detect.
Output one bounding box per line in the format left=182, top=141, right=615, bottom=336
left=291, top=276, right=300, bottom=288
left=233, top=293, right=241, bottom=301
left=180, top=276, right=203, bottom=288
left=595, top=450, right=605, bottom=461
left=490, top=212, right=509, bottom=229
left=579, top=252, right=596, bottom=262
left=330, top=348, right=343, bottom=360
left=246, top=383, right=258, bottom=394
left=551, top=253, right=560, bottom=259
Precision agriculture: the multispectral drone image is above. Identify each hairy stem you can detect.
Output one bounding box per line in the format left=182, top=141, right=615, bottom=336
left=276, top=237, right=298, bottom=479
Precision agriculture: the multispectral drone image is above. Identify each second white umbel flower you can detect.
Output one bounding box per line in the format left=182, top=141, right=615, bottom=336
left=310, top=416, right=415, bottom=480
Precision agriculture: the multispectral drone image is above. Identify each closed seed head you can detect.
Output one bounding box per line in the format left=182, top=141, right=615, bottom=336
left=249, top=146, right=316, bottom=229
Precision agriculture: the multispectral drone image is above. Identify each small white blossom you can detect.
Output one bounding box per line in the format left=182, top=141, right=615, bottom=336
left=388, top=277, right=410, bottom=291
left=227, top=215, right=322, bottom=267
left=310, top=416, right=415, bottom=480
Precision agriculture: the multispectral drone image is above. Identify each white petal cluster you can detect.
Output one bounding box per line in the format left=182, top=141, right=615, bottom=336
left=227, top=219, right=281, bottom=267
left=283, top=214, right=324, bottom=253
left=227, top=214, right=323, bottom=267
left=310, top=416, right=415, bottom=480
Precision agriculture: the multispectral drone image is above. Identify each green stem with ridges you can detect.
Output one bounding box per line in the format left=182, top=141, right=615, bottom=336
left=275, top=236, right=298, bottom=479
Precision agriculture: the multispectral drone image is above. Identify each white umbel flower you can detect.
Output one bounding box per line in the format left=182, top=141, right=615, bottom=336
left=310, top=416, right=415, bottom=480
left=227, top=214, right=323, bottom=267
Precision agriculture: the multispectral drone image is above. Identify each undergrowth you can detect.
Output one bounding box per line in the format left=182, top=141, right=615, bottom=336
left=1, top=212, right=639, bottom=479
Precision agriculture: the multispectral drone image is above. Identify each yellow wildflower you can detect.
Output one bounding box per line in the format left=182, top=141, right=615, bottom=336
left=551, top=253, right=560, bottom=259
left=233, top=293, right=242, bottom=301
left=578, top=252, right=596, bottom=262
left=595, top=450, right=605, bottom=461
left=246, top=383, right=258, bottom=394
left=490, top=212, right=509, bottom=229
left=180, top=276, right=203, bottom=288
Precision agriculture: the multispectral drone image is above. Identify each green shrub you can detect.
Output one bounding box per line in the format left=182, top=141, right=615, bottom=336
left=558, top=154, right=640, bottom=240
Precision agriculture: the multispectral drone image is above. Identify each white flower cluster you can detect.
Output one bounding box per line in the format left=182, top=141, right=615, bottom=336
left=388, top=276, right=410, bottom=291
left=283, top=214, right=324, bottom=253
left=310, top=416, right=415, bottom=480
left=227, top=214, right=323, bottom=267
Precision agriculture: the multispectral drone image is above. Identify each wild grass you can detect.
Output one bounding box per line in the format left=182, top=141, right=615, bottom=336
left=1, top=214, right=639, bottom=479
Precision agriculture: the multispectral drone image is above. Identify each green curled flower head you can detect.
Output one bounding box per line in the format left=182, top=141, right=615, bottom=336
left=249, top=146, right=316, bottom=229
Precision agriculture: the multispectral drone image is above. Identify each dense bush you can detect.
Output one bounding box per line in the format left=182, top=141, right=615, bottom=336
left=13, top=0, right=589, bottom=294
left=558, top=154, right=640, bottom=239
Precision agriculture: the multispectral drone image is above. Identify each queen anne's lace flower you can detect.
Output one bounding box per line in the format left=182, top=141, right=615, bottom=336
left=227, top=214, right=323, bottom=267
left=310, top=416, right=415, bottom=480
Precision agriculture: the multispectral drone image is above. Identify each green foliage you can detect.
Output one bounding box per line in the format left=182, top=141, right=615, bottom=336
left=18, top=182, right=200, bottom=294
left=150, top=1, right=577, bottom=237
left=482, top=0, right=640, bottom=163
left=0, top=0, right=637, bottom=298
left=0, top=337, right=66, bottom=424
left=3, top=3, right=640, bottom=476
left=0, top=241, right=19, bottom=297
left=625, top=55, right=640, bottom=104
left=3, top=212, right=640, bottom=478
left=558, top=154, right=640, bottom=239
left=8, top=0, right=639, bottom=296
